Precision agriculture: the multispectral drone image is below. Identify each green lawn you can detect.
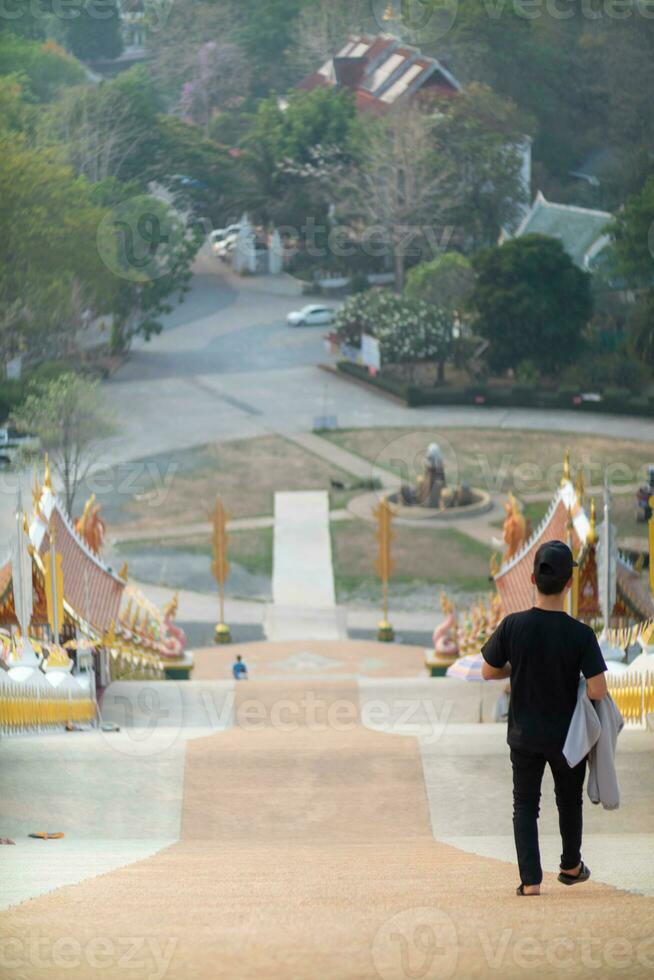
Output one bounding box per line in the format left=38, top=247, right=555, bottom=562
left=331, top=522, right=494, bottom=602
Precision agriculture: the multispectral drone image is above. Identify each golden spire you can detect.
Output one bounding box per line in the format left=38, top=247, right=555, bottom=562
left=587, top=497, right=597, bottom=544
left=32, top=466, right=42, bottom=513
left=560, top=448, right=571, bottom=487
left=382, top=1, right=395, bottom=21
left=44, top=453, right=52, bottom=490
left=575, top=467, right=585, bottom=505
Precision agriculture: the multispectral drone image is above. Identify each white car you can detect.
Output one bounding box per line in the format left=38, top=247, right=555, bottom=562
left=287, top=304, right=334, bottom=327
left=209, top=225, right=241, bottom=256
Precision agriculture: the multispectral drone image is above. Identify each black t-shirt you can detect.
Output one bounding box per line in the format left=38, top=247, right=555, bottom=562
left=481, top=608, right=607, bottom=753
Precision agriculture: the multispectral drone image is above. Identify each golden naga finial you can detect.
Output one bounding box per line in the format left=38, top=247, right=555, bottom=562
left=635, top=552, right=645, bottom=574
left=118, top=561, right=129, bottom=581
left=490, top=552, right=500, bottom=577
left=560, top=449, right=571, bottom=487
left=44, top=453, right=52, bottom=490
left=164, top=591, right=179, bottom=620
left=587, top=497, right=597, bottom=544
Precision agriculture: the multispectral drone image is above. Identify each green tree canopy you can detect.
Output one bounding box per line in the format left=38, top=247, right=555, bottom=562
left=11, top=373, right=117, bottom=515
left=64, top=1, right=123, bottom=62
left=405, top=253, right=475, bottom=315
left=0, top=133, right=113, bottom=362
left=470, top=235, right=593, bottom=375
left=609, top=175, right=654, bottom=288
left=0, top=33, right=85, bottom=102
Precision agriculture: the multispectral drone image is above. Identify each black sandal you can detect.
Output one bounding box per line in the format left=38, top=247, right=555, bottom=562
left=516, top=884, right=539, bottom=895
left=558, top=861, right=591, bottom=886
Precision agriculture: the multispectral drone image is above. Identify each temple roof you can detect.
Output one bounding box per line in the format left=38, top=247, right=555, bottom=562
left=495, top=481, right=589, bottom=616
left=510, top=191, right=612, bottom=269
left=29, top=486, right=124, bottom=635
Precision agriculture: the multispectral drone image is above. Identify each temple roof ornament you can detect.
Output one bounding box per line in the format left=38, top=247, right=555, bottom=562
left=587, top=498, right=598, bottom=544
left=560, top=448, right=571, bottom=487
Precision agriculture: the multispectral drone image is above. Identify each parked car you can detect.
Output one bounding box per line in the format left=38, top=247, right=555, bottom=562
left=287, top=305, right=334, bottom=327
left=0, top=426, right=39, bottom=467
left=210, top=225, right=241, bottom=254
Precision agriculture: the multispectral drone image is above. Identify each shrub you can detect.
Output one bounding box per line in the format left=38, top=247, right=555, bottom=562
left=560, top=354, right=650, bottom=393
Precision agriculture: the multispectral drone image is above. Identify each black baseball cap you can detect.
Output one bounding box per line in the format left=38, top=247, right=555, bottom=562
left=533, top=540, right=577, bottom=590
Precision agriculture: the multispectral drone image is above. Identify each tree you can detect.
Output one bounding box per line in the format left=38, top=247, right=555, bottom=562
left=93, top=189, right=203, bottom=353
left=39, top=68, right=162, bottom=185
left=336, top=109, right=451, bottom=291
left=176, top=40, right=248, bottom=133
left=470, top=235, right=593, bottom=376
left=609, top=176, right=654, bottom=288
left=405, top=253, right=475, bottom=315
left=11, top=374, right=117, bottom=515
left=0, top=132, right=114, bottom=363
left=0, top=32, right=85, bottom=102
left=64, top=1, right=124, bottom=62
left=241, top=87, right=356, bottom=226
left=335, top=289, right=453, bottom=383
left=433, top=84, right=532, bottom=251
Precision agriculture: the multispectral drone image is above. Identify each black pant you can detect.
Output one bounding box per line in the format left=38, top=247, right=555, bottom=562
left=510, top=746, right=587, bottom=886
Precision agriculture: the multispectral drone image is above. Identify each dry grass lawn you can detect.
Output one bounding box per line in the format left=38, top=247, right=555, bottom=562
left=323, top=427, right=653, bottom=496
left=122, top=434, right=355, bottom=527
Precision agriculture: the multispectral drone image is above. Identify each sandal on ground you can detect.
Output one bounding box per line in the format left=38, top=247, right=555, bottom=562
left=516, top=884, right=540, bottom=896
left=558, top=861, right=591, bottom=886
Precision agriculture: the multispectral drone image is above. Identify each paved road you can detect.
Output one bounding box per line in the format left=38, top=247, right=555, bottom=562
left=101, top=252, right=654, bottom=469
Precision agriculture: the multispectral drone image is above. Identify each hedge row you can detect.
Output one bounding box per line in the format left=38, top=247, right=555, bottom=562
left=336, top=362, right=654, bottom=417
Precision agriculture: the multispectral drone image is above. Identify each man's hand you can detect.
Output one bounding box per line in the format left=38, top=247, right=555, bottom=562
left=481, top=661, right=511, bottom=681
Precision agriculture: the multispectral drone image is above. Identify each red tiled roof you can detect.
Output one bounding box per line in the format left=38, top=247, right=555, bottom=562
left=38, top=503, right=125, bottom=635
left=297, top=33, right=460, bottom=115
left=495, top=495, right=576, bottom=615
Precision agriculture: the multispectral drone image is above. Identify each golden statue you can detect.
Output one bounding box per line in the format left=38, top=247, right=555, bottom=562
left=75, top=494, right=106, bottom=555
left=163, top=592, right=179, bottom=620
left=502, top=492, right=527, bottom=562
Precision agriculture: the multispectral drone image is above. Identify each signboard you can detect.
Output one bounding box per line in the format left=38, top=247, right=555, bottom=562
left=361, top=334, right=381, bottom=374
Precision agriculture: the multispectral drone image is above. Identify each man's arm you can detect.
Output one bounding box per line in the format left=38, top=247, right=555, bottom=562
left=586, top=671, right=608, bottom=700
left=481, top=661, right=511, bottom=681
left=481, top=618, right=510, bottom=680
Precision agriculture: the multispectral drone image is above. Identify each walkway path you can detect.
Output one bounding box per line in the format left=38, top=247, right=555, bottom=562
left=2, top=676, right=653, bottom=979
left=267, top=491, right=342, bottom=641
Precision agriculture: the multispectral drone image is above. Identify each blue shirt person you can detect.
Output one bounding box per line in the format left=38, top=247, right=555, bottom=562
left=232, top=655, right=248, bottom=680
